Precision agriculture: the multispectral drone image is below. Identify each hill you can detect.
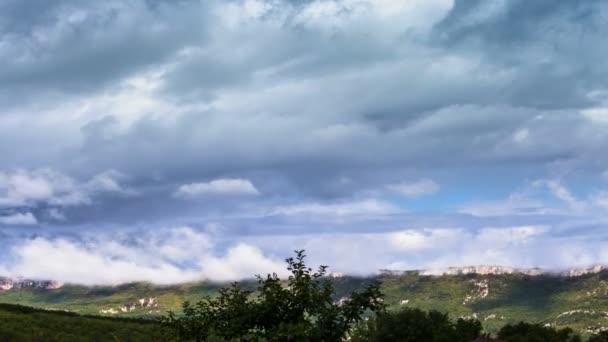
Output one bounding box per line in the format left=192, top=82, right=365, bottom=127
left=2, top=269, right=608, bottom=336
left=375, top=271, right=608, bottom=336
left=0, top=303, right=163, bottom=341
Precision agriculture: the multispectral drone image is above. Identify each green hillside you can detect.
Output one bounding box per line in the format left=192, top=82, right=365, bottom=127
left=0, top=281, right=231, bottom=318
left=375, top=271, right=608, bottom=336
left=0, top=303, right=163, bottom=341
left=2, top=271, right=608, bottom=336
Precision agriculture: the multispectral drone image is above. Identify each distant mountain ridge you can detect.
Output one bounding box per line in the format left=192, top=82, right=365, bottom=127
left=1, top=264, right=607, bottom=289
left=3, top=268, right=608, bottom=335
left=381, top=264, right=608, bottom=277
left=0, top=277, right=62, bottom=291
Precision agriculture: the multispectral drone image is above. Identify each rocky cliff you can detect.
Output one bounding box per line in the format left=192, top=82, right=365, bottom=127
left=0, top=277, right=62, bottom=291
left=396, top=264, right=608, bottom=277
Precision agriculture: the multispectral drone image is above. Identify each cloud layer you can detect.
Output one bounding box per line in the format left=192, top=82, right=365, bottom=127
left=1, top=0, right=608, bottom=283
left=1, top=227, right=285, bottom=285
left=4, top=224, right=607, bottom=285
left=174, top=178, right=259, bottom=198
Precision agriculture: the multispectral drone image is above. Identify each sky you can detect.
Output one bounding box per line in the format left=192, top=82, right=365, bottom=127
left=1, top=0, right=608, bottom=285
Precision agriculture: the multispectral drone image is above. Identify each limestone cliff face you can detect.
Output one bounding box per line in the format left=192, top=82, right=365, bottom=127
left=561, top=265, right=607, bottom=277
left=0, top=277, right=63, bottom=290
left=1, top=265, right=607, bottom=289
left=418, top=266, right=543, bottom=276
left=392, top=264, right=608, bottom=277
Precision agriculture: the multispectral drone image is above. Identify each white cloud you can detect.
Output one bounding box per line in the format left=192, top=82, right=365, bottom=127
left=592, top=191, right=608, bottom=210
left=388, top=229, right=459, bottom=251
left=512, top=128, right=530, bottom=143
left=386, top=226, right=546, bottom=257
left=1, top=224, right=606, bottom=284
left=248, top=225, right=561, bottom=275
left=270, top=198, right=399, bottom=220
left=476, top=226, right=549, bottom=245
left=46, top=208, right=66, bottom=221
left=540, top=179, right=586, bottom=212
left=4, top=227, right=285, bottom=285
left=388, top=179, right=439, bottom=197
left=460, top=192, right=549, bottom=217
left=0, top=169, right=56, bottom=207
left=9, top=238, right=200, bottom=285
left=0, top=169, right=129, bottom=209
left=174, top=178, right=259, bottom=198
left=152, top=227, right=214, bottom=263
left=86, top=170, right=130, bottom=194
left=200, top=243, right=286, bottom=282
left=388, top=230, right=429, bottom=250
left=581, top=107, right=608, bottom=124
left=0, top=212, right=37, bottom=225
left=292, top=0, right=452, bottom=33
left=461, top=179, right=608, bottom=217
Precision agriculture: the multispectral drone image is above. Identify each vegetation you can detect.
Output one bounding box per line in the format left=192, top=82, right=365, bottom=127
left=0, top=303, right=163, bottom=341
left=0, top=280, right=227, bottom=318
left=3, top=249, right=608, bottom=341
left=350, top=308, right=482, bottom=342
left=375, top=271, right=608, bottom=335
left=589, top=331, right=608, bottom=342
left=497, top=322, right=582, bottom=342
left=3, top=251, right=608, bottom=340
left=4, top=268, right=608, bottom=337
left=161, top=250, right=385, bottom=341
left=5, top=301, right=608, bottom=341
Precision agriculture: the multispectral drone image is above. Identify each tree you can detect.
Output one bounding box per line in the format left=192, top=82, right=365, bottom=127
left=589, top=331, right=608, bottom=342
left=162, top=250, right=385, bottom=341
left=454, top=317, right=484, bottom=342
left=497, top=322, right=581, bottom=342
left=349, top=308, right=482, bottom=342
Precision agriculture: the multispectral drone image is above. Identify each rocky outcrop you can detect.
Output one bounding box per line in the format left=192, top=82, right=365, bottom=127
left=100, top=308, right=119, bottom=314
left=99, top=297, right=160, bottom=315
left=561, top=265, right=607, bottom=277
left=555, top=309, right=608, bottom=319
left=141, top=297, right=158, bottom=308
left=420, top=266, right=544, bottom=276
left=0, top=277, right=62, bottom=290
left=463, top=279, right=489, bottom=305
left=413, top=264, right=607, bottom=277
left=460, top=312, right=505, bottom=321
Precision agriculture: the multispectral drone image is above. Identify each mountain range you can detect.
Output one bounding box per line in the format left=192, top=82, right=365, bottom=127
left=2, top=265, right=608, bottom=336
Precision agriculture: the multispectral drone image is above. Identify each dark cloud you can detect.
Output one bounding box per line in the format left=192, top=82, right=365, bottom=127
left=0, top=0, right=208, bottom=105
left=433, top=0, right=608, bottom=109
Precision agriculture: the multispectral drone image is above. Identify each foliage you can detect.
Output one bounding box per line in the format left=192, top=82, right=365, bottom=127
left=162, top=250, right=385, bottom=341
left=0, top=303, right=163, bottom=341
left=589, top=331, right=608, bottom=342
left=349, top=307, right=482, bottom=342
left=497, top=322, right=582, bottom=342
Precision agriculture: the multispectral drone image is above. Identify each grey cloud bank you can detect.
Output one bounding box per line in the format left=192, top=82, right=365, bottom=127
left=1, top=0, right=608, bottom=283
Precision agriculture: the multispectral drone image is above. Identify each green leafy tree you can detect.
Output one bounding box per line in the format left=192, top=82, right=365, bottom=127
left=589, top=331, right=608, bottom=342
left=349, top=308, right=482, bottom=342
left=162, top=250, right=385, bottom=341
left=453, top=317, right=484, bottom=341
left=497, top=322, right=581, bottom=342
